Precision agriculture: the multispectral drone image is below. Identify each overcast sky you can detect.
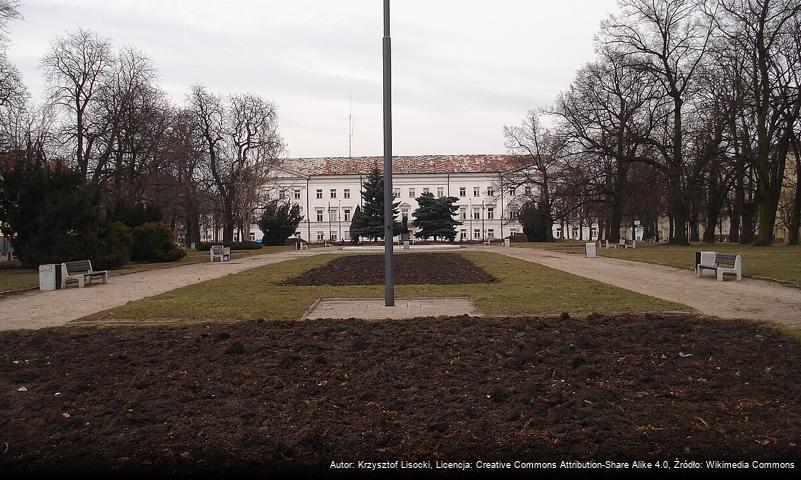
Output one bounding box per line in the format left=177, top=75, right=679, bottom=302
left=5, top=0, right=619, bottom=158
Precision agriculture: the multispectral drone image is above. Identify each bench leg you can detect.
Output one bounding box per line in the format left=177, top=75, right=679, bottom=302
left=78, top=277, right=85, bottom=288
left=717, top=271, right=723, bottom=282
left=737, top=272, right=742, bottom=281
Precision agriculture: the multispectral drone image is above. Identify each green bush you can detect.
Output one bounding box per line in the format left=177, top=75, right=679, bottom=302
left=507, top=233, right=529, bottom=243
left=196, top=241, right=262, bottom=251
left=92, top=222, right=133, bottom=269
left=258, top=201, right=303, bottom=246
left=131, top=222, right=185, bottom=263
left=0, top=159, right=135, bottom=269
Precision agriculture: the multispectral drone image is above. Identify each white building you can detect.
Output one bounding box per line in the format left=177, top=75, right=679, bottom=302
left=249, top=154, right=528, bottom=243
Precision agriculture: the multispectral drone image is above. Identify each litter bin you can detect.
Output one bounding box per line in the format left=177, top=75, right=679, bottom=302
left=504, top=238, right=511, bottom=248
left=39, top=264, right=63, bottom=291
left=403, top=240, right=410, bottom=250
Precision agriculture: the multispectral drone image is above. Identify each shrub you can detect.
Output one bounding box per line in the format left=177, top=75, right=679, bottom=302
left=0, top=159, right=135, bottom=269
left=110, top=202, right=163, bottom=229
left=92, top=222, right=133, bottom=269
left=131, top=222, right=185, bottom=263
left=518, top=202, right=552, bottom=242
left=257, top=201, right=303, bottom=246
left=507, top=233, right=529, bottom=243
left=196, top=241, right=262, bottom=251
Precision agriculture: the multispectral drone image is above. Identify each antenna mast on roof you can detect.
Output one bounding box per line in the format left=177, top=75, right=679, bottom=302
left=348, top=95, right=355, bottom=158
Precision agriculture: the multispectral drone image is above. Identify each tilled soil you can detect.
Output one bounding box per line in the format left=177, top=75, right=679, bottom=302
left=283, top=253, right=498, bottom=286
left=0, top=314, right=800, bottom=477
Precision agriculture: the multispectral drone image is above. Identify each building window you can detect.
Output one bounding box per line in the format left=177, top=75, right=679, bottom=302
left=393, top=188, right=400, bottom=199
left=249, top=232, right=256, bottom=241
left=423, top=187, right=430, bottom=195
left=329, top=210, right=337, bottom=222
left=316, top=189, right=323, bottom=199
left=487, top=207, right=494, bottom=220
left=316, top=210, right=323, bottom=222
left=474, top=187, right=480, bottom=197
left=460, top=229, right=467, bottom=240
left=509, top=187, right=516, bottom=196
left=459, top=187, right=466, bottom=197
left=344, top=232, right=350, bottom=241
left=344, top=189, right=350, bottom=199
left=294, top=189, right=301, bottom=200
left=317, top=231, right=324, bottom=241
left=488, top=229, right=495, bottom=239
left=279, top=189, right=286, bottom=199
left=473, top=208, right=481, bottom=220
left=409, top=188, right=415, bottom=198
left=330, top=189, right=337, bottom=199
left=401, top=209, right=409, bottom=223
left=437, top=187, right=444, bottom=198
left=524, top=186, right=532, bottom=196
left=460, top=208, right=467, bottom=220
left=487, top=187, right=494, bottom=197
left=508, top=206, right=518, bottom=219
left=474, top=229, right=481, bottom=239
left=344, top=209, right=351, bottom=221
left=510, top=229, right=518, bottom=235
left=330, top=233, right=338, bottom=242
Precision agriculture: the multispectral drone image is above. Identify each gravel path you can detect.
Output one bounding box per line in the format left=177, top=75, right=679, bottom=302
left=481, top=246, right=801, bottom=327
left=0, top=250, right=330, bottom=331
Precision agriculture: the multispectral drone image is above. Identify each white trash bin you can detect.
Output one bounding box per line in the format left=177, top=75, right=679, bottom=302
left=38, top=264, right=59, bottom=291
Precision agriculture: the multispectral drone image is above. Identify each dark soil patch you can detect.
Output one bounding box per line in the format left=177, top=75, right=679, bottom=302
left=1, top=315, right=800, bottom=477
left=283, top=253, right=498, bottom=286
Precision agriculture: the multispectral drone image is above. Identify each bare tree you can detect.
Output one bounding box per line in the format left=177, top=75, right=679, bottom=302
left=600, top=0, right=715, bottom=244
left=188, top=86, right=284, bottom=242
left=503, top=111, right=566, bottom=242
left=551, top=47, right=664, bottom=241
left=40, top=29, right=114, bottom=182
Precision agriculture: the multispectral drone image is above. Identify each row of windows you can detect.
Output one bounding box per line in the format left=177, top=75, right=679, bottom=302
left=308, top=207, right=501, bottom=223
left=279, top=189, right=354, bottom=200
left=280, top=186, right=534, bottom=201
left=458, top=229, right=496, bottom=240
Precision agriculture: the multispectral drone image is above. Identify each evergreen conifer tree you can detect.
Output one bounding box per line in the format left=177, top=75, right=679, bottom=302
left=411, top=192, right=461, bottom=241
left=350, top=168, right=399, bottom=241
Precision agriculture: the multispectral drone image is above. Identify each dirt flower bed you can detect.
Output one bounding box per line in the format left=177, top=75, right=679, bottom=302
left=283, top=253, right=498, bottom=286
left=1, top=314, right=800, bottom=476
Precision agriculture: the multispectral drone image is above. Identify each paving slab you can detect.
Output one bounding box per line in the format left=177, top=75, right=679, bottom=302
left=0, top=250, right=331, bottom=331
left=303, top=297, right=477, bottom=320
left=477, top=245, right=801, bottom=327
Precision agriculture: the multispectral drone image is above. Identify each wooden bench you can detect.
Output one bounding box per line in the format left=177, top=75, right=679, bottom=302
left=483, top=239, right=494, bottom=246
left=61, top=260, right=108, bottom=288
left=696, top=252, right=742, bottom=282
left=209, top=245, right=231, bottom=262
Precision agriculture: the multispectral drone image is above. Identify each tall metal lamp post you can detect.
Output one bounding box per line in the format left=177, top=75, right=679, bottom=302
left=382, top=0, right=395, bottom=306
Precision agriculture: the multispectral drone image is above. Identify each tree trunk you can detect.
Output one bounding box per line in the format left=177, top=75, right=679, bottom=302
left=668, top=170, right=688, bottom=245
left=789, top=138, right=801, bottom=245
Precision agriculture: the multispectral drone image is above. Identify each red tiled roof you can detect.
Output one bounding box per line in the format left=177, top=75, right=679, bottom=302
left=278, top=154, right=526, bottom=176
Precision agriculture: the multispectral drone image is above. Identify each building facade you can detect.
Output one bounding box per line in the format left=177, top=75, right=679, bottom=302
left=206, top=155, right=530, bottom=244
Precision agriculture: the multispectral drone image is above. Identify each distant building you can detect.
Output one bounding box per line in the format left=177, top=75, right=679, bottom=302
left=202, top=154, right=538, bottom=243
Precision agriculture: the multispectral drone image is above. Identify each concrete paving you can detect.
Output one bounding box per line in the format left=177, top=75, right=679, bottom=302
left=303, top=297, right=477, bottom=320
left=0, top=250, right=332, bottom=331
left=477, top=245, right=801, bottom=327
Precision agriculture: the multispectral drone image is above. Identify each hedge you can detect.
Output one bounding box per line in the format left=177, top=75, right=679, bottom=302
left=196, top=241, right=262, bottom=251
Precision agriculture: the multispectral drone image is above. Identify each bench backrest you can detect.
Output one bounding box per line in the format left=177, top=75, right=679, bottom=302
left=211, top=245, right=225, bottom=254
left=716, top=253, right=739, bottom=267
left=619, top=239, right=626, bottom=246
left=65, top=260, right=92, bottom=275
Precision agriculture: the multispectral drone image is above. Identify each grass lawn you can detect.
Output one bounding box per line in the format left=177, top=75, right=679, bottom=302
left=514, top=241, right=801, bottom=287
left=88, top=251, right=687, bottom=323
left=0, top=247, right=291, bottom=293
